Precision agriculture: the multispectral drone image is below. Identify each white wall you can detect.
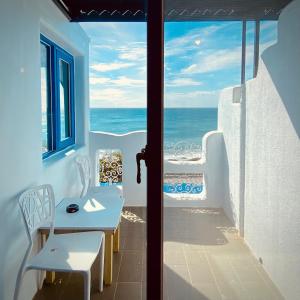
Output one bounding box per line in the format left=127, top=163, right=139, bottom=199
left=218, top=86, right=242, bottom=229
left=89, top=129, right=226, bottom=208
left=89, top=131, right=147, bottom=206
left=164, top=131, right=224, bottom=207
left=217, top=1, right=300, bottom=298
left=243, top=1, right=300, bottom=298
left=0, top=1, right=89, bottom=299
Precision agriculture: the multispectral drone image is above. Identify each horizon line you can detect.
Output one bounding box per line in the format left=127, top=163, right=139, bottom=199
left=89, top=106, right=218, bottom=109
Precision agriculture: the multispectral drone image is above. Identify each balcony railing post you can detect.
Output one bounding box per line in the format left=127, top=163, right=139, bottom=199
left=253, top=20, right=260, bottom=78
left=241, top=20, right=247, bottom=85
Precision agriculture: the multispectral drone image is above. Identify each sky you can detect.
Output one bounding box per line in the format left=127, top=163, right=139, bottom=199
left=80, top=21, right=277, bottom=108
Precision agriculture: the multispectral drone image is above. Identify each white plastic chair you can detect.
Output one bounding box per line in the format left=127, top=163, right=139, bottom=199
left=76, top=155, right=123, bottom=199
left=14, top=184, right=104, bottom=300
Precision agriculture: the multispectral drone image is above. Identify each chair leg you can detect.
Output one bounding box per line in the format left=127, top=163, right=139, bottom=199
left=83, top=270, right=91, bottom=300
left=99, top=234, right=105, bottom=292
left=38, top=271, right=44, bottom=290
left=14, top=268, right=26, bottom=300
left=38, top=233, right=47, bottom=289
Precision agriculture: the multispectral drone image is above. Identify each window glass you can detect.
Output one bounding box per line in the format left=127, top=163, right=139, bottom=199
left=59, top=59, right=71, bottom=140
left=40, top=35, right=75, bottom=158
left=40, top=43, right=51, bottom=153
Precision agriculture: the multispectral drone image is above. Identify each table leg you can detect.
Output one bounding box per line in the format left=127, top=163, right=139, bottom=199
left=113, top=226, right=120, bottom=253
left=104, top=232, right=113, bottom=285
left=45, top=271, right=55, bottom=284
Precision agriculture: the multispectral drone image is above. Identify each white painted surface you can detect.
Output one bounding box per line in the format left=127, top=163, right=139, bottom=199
left=0, top=1, right=89, bottom=299
left=201, top=131, right=225, bottom=207
left=89, top=130, right=226, bottom=208
left=218, top=86, right=242, bottom=228
left=42, top=196, right=124, bottom=231
left=90, top=131, right=224, bottom=207
left=16, top=184, right=105, bottom=299
left=89, top=129, right=226, bottom=208
left=1, top=0, right=299, bottom=299
left=243, top=1, right=300, bottom=298
left=164, top=131, right=224, bottom=207
left=217, top=1, right=300, bottom=298
left=89, top=131, right=147, bottom=206
left=164, top=159, right=204, bottom=174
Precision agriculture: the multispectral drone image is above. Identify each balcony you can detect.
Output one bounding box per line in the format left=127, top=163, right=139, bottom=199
left=33, top=81, right=292, bottom=300
left=34, top=207, right=283, bottom=300
left=1, top=0, right=300, bottom=300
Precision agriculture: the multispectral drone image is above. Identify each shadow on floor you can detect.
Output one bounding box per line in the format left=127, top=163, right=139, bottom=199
left=164, top=207, right=235, bottom=246
left=34, top=206, right=283, bottom=300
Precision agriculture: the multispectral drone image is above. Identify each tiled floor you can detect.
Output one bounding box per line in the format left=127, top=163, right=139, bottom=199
left=163, top=208, right=283, bottom=300
left=34, top=207, right=283, bottom=300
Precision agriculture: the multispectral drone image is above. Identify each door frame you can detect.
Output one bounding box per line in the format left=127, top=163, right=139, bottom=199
left=146, top=0, right=164, bottom=299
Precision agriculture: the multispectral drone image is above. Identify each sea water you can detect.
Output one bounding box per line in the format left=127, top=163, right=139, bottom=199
left=90, top=107, right=218, bottom=157
left=92, top=108, right=217, bottom=192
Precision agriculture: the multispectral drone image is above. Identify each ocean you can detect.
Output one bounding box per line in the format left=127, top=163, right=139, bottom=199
left=90, top=108, right=218, bottom=158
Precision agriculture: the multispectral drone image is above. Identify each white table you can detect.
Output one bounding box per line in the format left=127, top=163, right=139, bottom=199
left=40, top=195, right=124, bottom=285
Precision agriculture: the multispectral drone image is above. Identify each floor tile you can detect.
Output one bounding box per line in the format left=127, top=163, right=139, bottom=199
left=164, top=250, right=186, bottom=265
left=188, top=263, right=216, bottom=284
left=184, top=250, right=206, bottom=265
left=118, top=251, right=143, bottom=282
left=121, top=237, right=145, bottom=251
left=34, top=207, right=284, bottom=300
left=114, top=283, right=142, bottom=300
left=191, top=282, right=222, bottom=300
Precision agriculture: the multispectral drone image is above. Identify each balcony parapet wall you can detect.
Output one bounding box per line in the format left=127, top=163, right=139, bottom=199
left=89, top=130, right=147, bottom=206
left=164, top=130, right=224, bottom=208
left=89, top=129, right=226, bottom=207
left=217, top=85, right=243, bottom=229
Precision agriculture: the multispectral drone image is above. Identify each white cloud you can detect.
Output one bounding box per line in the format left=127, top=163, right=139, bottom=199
left=165, top=90, right=219, bottom=108
left=181, top=47, right=242, bottom=74
left=260, top=40, right=277, bottom=54
left=93, top=45, right=114, bottom=50
left=181, top=40, right=275, bottom=75
left=166, top=78, right=202, bottom=87
left=165, top=23, right=227, bottom=57
left=90, top=77, right=111, bottom=85
left=90, top=85, right=218, bottom=108
left=260, top=21, right=278, bottom=32
left=90, top=87, right=146, bottom=108
left=111, top=76, right=145, bottom=86
left=90, top=88, right=125, bottom=100
left=118, top=45, right=146, bottom=61
left=90, top=76, right=145, bottom=87
left=137, top=65, right=147, bottom=76
left=181, top=64, right=199, bottom=74
left=91, top=62, right=134, bottom=72
left=90, top=87, right=217, bottom=108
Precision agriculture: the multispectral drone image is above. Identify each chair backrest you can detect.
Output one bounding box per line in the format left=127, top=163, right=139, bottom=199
left=18, top=184, right=55, bottom=245
left=75, top=155, right=91, bottom=198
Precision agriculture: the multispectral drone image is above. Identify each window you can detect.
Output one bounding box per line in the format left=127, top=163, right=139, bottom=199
left=40, top=35, right=75, bottom=158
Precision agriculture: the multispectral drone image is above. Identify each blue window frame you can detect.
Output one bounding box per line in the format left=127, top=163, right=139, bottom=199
left=40, top=34, right=75, bottom=159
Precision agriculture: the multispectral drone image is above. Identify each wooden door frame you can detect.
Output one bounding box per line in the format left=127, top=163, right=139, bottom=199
left=146, top=0, right=164, bottom=299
